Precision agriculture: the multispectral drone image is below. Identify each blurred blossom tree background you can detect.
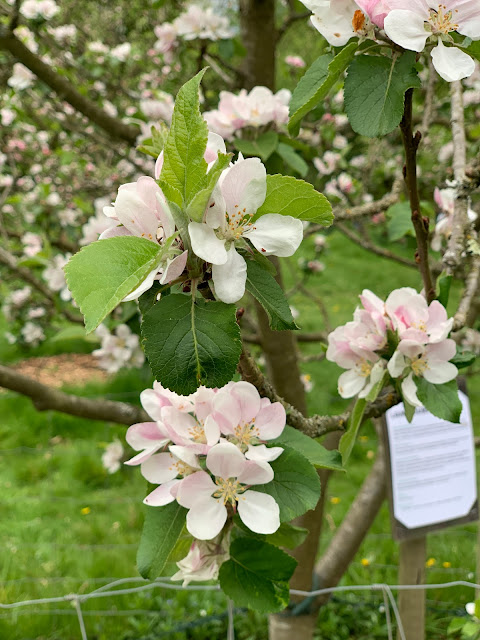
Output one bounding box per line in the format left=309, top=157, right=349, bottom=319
left=1, top=1, right=480, bottom=639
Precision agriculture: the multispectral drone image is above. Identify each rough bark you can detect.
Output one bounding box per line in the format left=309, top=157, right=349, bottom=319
left=0, top=364, right=148, bottom=425
left=238, top=0, right=276, bottom=90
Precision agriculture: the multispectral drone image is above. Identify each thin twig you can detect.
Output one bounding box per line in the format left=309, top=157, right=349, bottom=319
left=400, top=88, right=435, bottom=302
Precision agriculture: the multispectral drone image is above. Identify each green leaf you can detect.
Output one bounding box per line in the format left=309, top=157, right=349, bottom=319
left=448, top=617, right=468, bottom=634
left=137, top=123, right=169, bottom=158
left=138, top=281, right=164, bottom=317
left=266, top=522, right=308, bottom=549
left=49, top=326, right=99, bottom=344
left=365, top=370, right=387, bottom=402
left=344, top=52, right=421, bottom=137
left=414, top=378, right=462, bottom=423
left=233, top=131, right=279, bottom=162
left=137, top=501, right=187, bottom=579
left=276, top=142, right=309, bottom=177
left=141, top=293, right=242, bottom=394
left=254, top=174, right=333, bottom=226
left=64, top=236, right=163, bottom=333
left=436, top=272, right=453, bottom=307
left=339, top=398, right=366, bottom=465
left=271, top=425, right=343, bottom=471
left=288, top=42, right=358, bottom=136
left=255, top=446, right=321, bottom=522
left=403, top=398, right=416, bottom=423
left=386, top=201, right=415, bottom=242
left=219, top=538, right=297, bottom=613
left=245, top=260, right=298, bottom=331
left=160, top=69, right=209, bottom=208
left=451, top=349, right=476, bottom=370
left=186, top=151, right=232, bottom=222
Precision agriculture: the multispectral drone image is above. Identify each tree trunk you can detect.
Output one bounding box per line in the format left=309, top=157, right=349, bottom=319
left=238, top=0, right=276, bottom=90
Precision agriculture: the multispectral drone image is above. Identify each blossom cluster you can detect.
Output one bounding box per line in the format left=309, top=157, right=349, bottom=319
left=432, top=187, right=478, bottom=252
left=93, top=324, right=145, bottom=374
left=101, top=131, right=303, bottom=304
left=301, top=0, right=480, bottom=82
left=125, top=380, right=286, bottom=545
left=204, top=87, right=291, bottom=140
left=327, top=287, right=458, bottom=409
left=154, top=4, right=234, bottom=62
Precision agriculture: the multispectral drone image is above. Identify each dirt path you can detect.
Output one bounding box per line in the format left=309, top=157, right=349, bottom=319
left=13, top=354, right=107, bottom=388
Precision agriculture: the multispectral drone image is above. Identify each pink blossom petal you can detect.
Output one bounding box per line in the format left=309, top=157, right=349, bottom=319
left=237, top=459, right=273, bottom=485
left=141, top=452, right=178, bottom=483
left=237, top=490, right=280, bottom=534
left=186, top=499, right=227, bottom=540
left=160, top=250, right=188, bottom=285
left=143, top=479, right=179, bottom=506
left=221, top=157, right=266, bottom=217
left=213, top=392, right=242, bottom=435
left=176, top=471, right=216, bottom=508
left=125, top=421, right=169, bottom=451
left=206, top=442, right=246, bottom=478
left=255, top=402, right=286, bottom=440
left=230, top=381, right=261, bottom=424
left=99, top=226, right=132, bottom=240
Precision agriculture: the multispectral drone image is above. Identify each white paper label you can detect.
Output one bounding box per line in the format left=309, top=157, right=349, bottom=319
left=385, top=391, right=477, bottom=530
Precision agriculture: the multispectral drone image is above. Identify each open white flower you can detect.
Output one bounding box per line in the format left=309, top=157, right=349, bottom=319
left=188, top=156, right=303, bottom=303
left=384, top=1, right=480, bottom=82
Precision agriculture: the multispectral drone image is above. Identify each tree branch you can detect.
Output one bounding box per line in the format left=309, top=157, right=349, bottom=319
left=443, top=80, right=472, bottom=276
left=238, top=348, right=400, bottom=438
left=400, top=88, right=435, bottom=302
left=0, top=28, right=139, bottom=144
left=336, top=222, right=419, bottom=269
left=0, top=246, right=83, bottom=324
left=453, top=256, right=480, bottom=332
left=0, top=364, right=148, bottom=425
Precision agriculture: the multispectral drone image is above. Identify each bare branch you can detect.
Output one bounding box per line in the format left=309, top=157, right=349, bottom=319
left=336, top=222, right=419, bottom=270
left=400, top=88, right=435, bottom=302
left=453, top=256, right=480, bottom=332
left=0, top=364, right=148, bottom=425
left=238, top=348, right=400, bottom=438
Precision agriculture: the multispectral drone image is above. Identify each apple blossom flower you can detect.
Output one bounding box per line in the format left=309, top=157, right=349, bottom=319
left=313, top=151, right=341, bottom=176
left=101, top=176, right=187, bottom=301
left=48, top=24, right=77, bottom=42
left=385, top=287, right=453, bottom=343
left=141, top=444, right=202, bottom=506
left=27, top=307, right=46, bottom=320
left=188, top=155, right=304, bottom=303
left=285, top=55, right=306, bottom=68
left=172, top=534, right=230, bottom=586
left=20, top=0, right=59, bottom=20
left=154, top=23, right=178, bottom=54
left=175, top=442, right=280, bottom=539
left=8, top=63, right=34, bottom=90
left=22, top=232, right=42, bottom=257
left=211, top=381, right=285, bottom=461
left=43, top=254, right=72, bottom=301
left=384, top=1, right=480, bottom=82
left=300, top=0, right=369, bottom=47
left=93, top=324, right=145, bottom=374
left=140, top=93, right=174, bottom=123
left=173, top=5, right=233, bottom=41
left=102, top=440, right=124, bottom=474
left=21, top=321, right=45, bottom=346
left=110, top=42, right=132, bottom=62
left=355, top=0, right=390, bottom=28
left=387, top=339, right=458, bottom=406
left=431, top=187, right=477, bottom=251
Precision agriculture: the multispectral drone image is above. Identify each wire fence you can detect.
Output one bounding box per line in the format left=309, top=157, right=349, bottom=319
left=1, top=577, right=480, bottom=640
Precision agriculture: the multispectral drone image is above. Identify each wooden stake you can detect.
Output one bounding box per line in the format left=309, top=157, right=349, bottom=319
left=398, top=536, right=426, bottom=640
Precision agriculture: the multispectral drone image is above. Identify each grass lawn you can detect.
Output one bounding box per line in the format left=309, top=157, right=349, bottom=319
left=1, top=229, right=478, bottom=639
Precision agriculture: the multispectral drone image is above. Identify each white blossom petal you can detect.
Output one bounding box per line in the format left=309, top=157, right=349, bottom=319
left=431, top=41, right=476, bottom=83
left=245, top=214, right=303, bottom=257
left=188, top=222, right=228, bottom=265
left=186, top=499, right=227, bottom=540
left=212, top=247, right=247, bottom=303
left=338, top=368, right=366, bottom=398
left=401, top=372, right=422, bottom=408
left=237, top=490, right=280, bottom=534
left=383, top=10, right=429, bottom=52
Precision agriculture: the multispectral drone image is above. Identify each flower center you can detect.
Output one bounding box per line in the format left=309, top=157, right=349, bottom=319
left=411, top=356, right=428, bottom=376
left=188, top=420, right=207, bottom=443
left=213, top=477, right=244, bottom=505
left=233, top=421, right=261, bottom=450
left=224, top=205, right=256, bottom=240
left=357, top=361, right=372, bottom=378
left=428, top=6, right=459, bottom=35
left=171, top=459, right=196, bottom=477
